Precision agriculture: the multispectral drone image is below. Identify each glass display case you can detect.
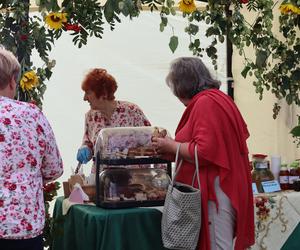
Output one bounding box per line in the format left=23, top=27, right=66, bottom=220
left=94, top=126, right=172, bottom=208
left=98, top=167, right=170, bottom=208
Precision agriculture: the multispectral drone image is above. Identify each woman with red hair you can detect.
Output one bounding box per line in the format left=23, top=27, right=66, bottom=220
left=77, top=68, right=151, bottom=166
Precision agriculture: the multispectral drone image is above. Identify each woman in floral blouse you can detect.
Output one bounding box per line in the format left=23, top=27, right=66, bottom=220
left=0, top=47, right=63, bottom=250
left=77, top=68, right=151, bottom=167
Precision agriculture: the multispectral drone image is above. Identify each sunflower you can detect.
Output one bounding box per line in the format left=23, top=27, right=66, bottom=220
left=279, top=3, right=300, bottom=15
left=20, top=71, right=39, bottom=91
left=178, top=0, right=196, bottom=14
left=45, top=12, right=68, bottom=30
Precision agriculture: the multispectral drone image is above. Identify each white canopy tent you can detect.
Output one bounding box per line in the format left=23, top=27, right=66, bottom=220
left=27, top=4, right=299, bottom=182
left=35, top=10, right=227, bottom=179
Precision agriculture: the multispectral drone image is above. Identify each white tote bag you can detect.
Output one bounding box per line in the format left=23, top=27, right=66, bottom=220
left=161, top=143, right=201, bottom=250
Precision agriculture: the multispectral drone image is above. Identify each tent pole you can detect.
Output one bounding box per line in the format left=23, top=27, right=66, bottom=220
left=225, top=4, right=234, bottom=100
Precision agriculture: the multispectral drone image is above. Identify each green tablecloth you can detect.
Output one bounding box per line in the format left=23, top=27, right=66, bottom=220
left=52, top=197, right=167, bottom=250
left=281, top=223, right=300, bottom=250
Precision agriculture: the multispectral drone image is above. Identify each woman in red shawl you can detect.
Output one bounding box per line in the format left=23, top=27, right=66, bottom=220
left=152, top=57, right=254, bottom=250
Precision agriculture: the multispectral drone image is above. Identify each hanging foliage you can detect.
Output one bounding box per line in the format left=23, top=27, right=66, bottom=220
left=162, top=0, right=299, bottom=120
left=0, top=0, right=299, bottom=115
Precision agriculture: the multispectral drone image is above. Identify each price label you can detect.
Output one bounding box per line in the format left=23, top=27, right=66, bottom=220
left=261, top=180, right=281, bottom=193
left=252, top=183, right=259, bottom=195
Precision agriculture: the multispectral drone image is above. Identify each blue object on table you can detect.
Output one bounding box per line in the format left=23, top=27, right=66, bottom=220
left=252, top=183, right=259, bottom=195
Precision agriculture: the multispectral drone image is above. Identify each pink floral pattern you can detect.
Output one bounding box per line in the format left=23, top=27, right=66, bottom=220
left=0, top=96, right=63, bottom=239
left=82, top=101, right=151, bottom=150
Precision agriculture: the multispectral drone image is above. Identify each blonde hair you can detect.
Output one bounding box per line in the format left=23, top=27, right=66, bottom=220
left=0, top=46, right=20, bottom=90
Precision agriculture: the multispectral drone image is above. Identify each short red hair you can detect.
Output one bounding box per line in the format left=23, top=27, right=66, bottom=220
left=81, top=68, right=118, bottom=100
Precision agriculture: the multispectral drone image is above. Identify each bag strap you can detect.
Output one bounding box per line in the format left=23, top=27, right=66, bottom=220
left=171, top=143, right=183, bottom=186
left=172, top=143, right=201, bottom=190
left=192, top=144, right=201, bottom=190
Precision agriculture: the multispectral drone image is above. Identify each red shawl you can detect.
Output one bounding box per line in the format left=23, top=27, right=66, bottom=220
left=175, top=89, right=254, bottom=250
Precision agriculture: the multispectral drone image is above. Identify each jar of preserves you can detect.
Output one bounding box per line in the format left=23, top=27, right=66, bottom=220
left=289, top=161, right=300, bottom=189
left=251, top=154, right=274, bottom=193
left=279, top=164, right=289, bottom=190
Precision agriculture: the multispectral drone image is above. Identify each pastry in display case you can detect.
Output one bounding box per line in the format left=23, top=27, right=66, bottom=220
left=98, top=168, right=170, bottom=208
left=94, top=126, right=169, bottom=159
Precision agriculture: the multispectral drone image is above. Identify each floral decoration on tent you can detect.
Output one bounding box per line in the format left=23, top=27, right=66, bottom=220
left=0, top=0, right=298, bottom=120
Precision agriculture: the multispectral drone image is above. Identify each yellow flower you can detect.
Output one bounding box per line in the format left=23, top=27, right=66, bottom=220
left=20, top=71, right=39, bottom=91
left=279, top=3, right=300, bottom=15
left=178, top=0, right=196, bottom=13
left=45, top=12, right=67, bottom=30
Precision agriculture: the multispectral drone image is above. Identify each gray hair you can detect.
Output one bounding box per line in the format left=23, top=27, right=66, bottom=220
left=166, top=57, right=220, bottom=99
left=0, top=46, right=20, bottom=90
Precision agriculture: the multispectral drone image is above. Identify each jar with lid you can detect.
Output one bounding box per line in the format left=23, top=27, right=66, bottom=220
left=289, top=161, right=300, bottom=189
left=279, top=164, right=289, bottom=190
left=251, top=154, right=274, bottom=193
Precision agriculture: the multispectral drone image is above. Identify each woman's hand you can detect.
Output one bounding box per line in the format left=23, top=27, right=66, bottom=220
left=152, top=136, right=178, bottom=155
left=152, top=138, right=193, bottom=163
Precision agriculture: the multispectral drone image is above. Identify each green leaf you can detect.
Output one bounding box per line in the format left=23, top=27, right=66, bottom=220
left=206, top=27, right=219, bottom=37
left=121, top=5, right=130, bottom=16
left=241, top=66, right=251, bottom=78
left=44, top=68, right=52, bottom=80
left=291, top=126, right=300, bottom=137
left=161, top=17, right=168, bottom=26
left=170, top=8, right=176, bottom=15
left=205, top=17, right=211, bottom=24
left=218, top=35, right=224, bottom=43
left=282, top=76, right=290, bottom=90
left=194, top=39, right=200, bottom=48
left=51, top=0, right=60, bottom=11
left=169, top=36, right=178, bottom=53
left=206, top=46, right=217, bottom=58
left=189, top=24, right=199, bottom=35
left=291, top=69, right=300, bottom=81
left=255, top=50, right=268, bottom=68
left=104, top=0, right=118, bottom=23
left=286, top=94, right=293, bottom=105
left=39, top=84, right=47, bottom=96
left=159, top=23, right=165, bottom=32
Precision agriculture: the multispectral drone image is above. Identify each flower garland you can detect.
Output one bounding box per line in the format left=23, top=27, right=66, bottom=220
left=1, top=1, right=299, bottom=142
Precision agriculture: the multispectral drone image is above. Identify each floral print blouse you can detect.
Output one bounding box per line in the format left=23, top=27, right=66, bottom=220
left=0, top=96, right=63, bottom=239
left=82, top=100, right=151, bottom=151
